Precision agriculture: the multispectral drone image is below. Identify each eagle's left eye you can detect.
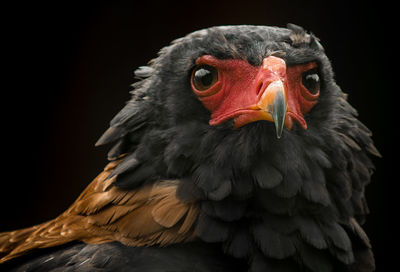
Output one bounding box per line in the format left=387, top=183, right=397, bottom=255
left=192, top=65, right=219, bottom=91
left=302, top=69, right=320, bottom=95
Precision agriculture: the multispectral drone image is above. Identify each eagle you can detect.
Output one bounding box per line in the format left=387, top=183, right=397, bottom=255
left=0, top=24, right=380, bottom=272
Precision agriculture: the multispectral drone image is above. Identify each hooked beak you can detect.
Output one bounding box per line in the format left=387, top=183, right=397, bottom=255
left=258, top=80, right=287, bottom=138
left=231, top=57, right=289, bottom=138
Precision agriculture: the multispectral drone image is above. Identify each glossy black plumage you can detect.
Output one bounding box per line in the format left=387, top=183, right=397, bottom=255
left=1, top=24, right=379, bottom=271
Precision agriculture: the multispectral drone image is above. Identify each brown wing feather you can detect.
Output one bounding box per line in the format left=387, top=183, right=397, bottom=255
left=0, top=158, right=199, bottom=263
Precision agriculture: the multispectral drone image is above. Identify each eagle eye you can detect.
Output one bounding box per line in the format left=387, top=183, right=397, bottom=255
left=302, top=69, right=320, bottom=95
left=192, top=65, right=218, bottom=91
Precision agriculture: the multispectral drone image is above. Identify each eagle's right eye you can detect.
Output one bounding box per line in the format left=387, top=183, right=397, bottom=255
left=192, top=65, right=219, bottom=91
left=301, top=68, right=320, bottom=95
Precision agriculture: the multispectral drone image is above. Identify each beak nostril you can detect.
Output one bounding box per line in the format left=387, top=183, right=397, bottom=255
left=256, top=82, right=264, bottom=95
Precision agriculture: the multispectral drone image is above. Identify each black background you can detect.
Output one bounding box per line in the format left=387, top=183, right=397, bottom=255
left=1, top=0, right=392, bottom=270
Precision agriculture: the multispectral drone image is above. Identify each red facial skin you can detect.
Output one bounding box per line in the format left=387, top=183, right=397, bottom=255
left=191, top=55, right=319, bottom=130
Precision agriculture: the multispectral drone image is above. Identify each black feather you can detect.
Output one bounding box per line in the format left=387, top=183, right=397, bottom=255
left=322, top=222, right=352, bottom=252
left=114, top=162, right=156, bottom=189
left=300, top=161, right=331, bottom=206
left=272, top=168, right=302, bottom=198
left=109, top=153, right=140, bottom=178
left=223, top=228, right=253, bottom=259
left=294, top=216, right=327, bottom=250
left=254, top=188, right=296, bottom=215
left=207, top=180, right=233, bottom=201
left=251, top=221, right=297, bottom=259
left=261, top=213, right=297, bottom=235
left=249, top=252, right=298, bottom=272
left=201, top=198, right=247, bottom=222
left=297, top=243, right=333, bottom=272
left=95, top=126, right=126, bottom=146
left=230, top=174, right=254, bottom=199
left=252, top=161, right=283, bottom=189
left=191, top=164, right=231, bottom=198
left=195, top=213, right=231, bottom=243
left=176, top=178, right=205, bottom=202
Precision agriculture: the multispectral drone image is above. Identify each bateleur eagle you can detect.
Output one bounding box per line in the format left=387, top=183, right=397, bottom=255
left=0, top=24, right=380, bottom=272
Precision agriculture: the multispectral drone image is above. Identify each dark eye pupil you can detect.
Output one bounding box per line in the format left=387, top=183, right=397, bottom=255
left=195, top=69, right=213, bottom=86
left=302, top=70, right=320, bottom=95
left=192, top=65, right=218, bottom=91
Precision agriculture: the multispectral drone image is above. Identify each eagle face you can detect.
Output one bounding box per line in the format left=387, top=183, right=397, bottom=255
left=147, top=25, right=334, bottom=138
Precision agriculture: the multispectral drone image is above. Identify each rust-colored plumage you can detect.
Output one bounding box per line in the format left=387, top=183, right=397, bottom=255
left=0, top=158, right=199, bottom=263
